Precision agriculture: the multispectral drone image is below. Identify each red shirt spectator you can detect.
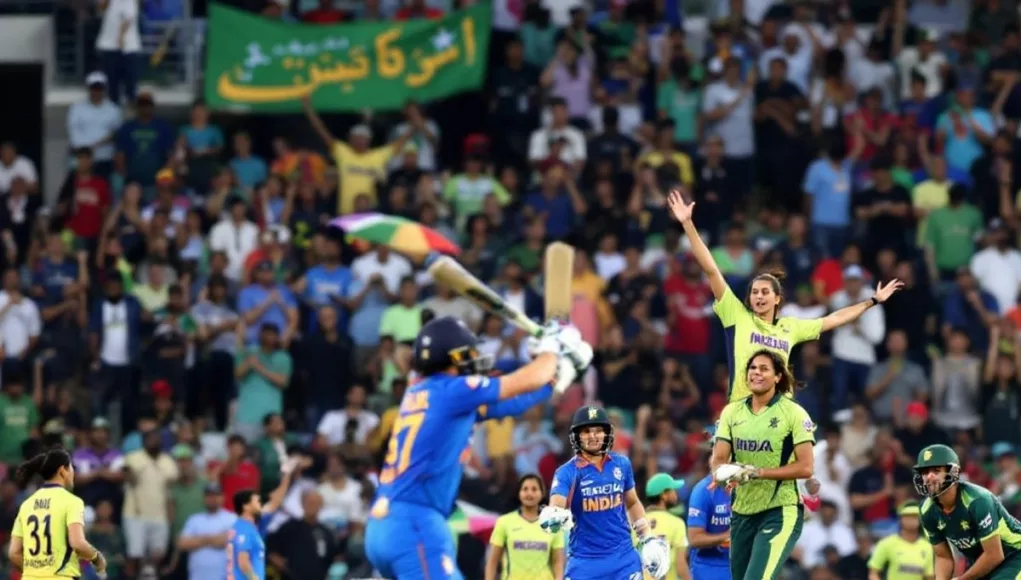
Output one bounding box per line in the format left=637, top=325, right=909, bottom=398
left=61, top=151, right=110, bottom=240
left=844, top=89, right=900, bottom=162
left=662, top=257, right=712, bottom=355
left=811, top=257, right=870, bottom=302
left=209, top=435, right=261, bottom=511
left=395, top=0, right=444, bottom=20
left=303, top=0, right=347, bottom=23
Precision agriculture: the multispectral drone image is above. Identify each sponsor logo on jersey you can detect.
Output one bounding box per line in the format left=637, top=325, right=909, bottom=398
left=749, top=332, right=790, bottom=352
left=734, top=438, right=775, bottom=453
left=511, top=540, right=550, bottom=551
left=580, top=482, right=624, bottom=512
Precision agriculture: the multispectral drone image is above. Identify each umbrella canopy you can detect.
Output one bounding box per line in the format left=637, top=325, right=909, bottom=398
left=449, top=500, right=500, bottom=543
left=330, top=213, right=460, bottom=256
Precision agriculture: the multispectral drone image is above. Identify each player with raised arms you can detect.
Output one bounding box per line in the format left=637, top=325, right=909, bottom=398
left=364, top=315, right=592, bottom=579
left=915, top=444, right=1021, bottom=580
left=666, top=189, right=903, bottom=400
left=710, top=350, right=815, bottom=580
left=686, top=459, right=732, bottom=580
left=867, top=501, right=933, bottom=580
left=9, top=446, right=109, bottom=579
left=539, top=406, right=671, bottom=580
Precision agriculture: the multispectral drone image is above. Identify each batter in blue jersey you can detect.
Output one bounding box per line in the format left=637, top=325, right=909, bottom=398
left=542, top=406, right=670, bottom=580
left=365, top=316, right=591, bottom=580
left=228, top=490, right=267, bottom=580
left=686, top=473, right=732, bottom=580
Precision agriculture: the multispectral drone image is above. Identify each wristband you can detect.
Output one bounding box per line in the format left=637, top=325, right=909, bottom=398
left=632, top=517, right=649, bottom=536
left=90, top=550, right=102, bottom=564
left=870, top=297, right=879, bottom=307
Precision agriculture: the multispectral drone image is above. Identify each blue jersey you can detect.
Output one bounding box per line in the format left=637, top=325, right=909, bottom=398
left=227, top=517, right=265, bottom=580
left=686, top=475, right=732, bottom=567
left=550, top=453, right=636, bottom=559
left=374, top=374, right=502, bottom=515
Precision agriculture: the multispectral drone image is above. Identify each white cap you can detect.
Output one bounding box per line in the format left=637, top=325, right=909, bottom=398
left=843, top=265, right=864, bottom=280
left=350, top=124, right=373, bottom=139
left=85, top=71, right=107, bottom=86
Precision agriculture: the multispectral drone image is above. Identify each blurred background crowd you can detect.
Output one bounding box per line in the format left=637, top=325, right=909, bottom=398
left=1, top=0, right=1021, bottom=578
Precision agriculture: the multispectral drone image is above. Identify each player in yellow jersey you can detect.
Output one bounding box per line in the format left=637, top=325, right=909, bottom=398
left=868, top=502, right=934, bottom=580
left=8, top=446, right=108, bottom=579
left=486, top=474, right=565, bottom=580
left=667, top=189, right=903, bottom=402
left=634, top=473, right=690, bottom=580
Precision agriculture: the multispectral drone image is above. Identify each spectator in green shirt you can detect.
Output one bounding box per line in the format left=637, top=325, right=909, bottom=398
left=443, top=155, right=512, bottom=233
left=925, top=183, right=984, bottom=280
left=234, top=323, right=293, bottom=442
left=379, top=277, right=423, bottom=344
left=252, top=412, right=299, bottom=494
left=167, top=443, right=207, bottom=540
left=0, top=373, right=38, bottom=464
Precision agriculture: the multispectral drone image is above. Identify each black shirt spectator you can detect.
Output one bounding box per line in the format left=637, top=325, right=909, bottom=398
left=268, top=490, right=339, bottom=580
left=853, top=156, right=912, bottom=258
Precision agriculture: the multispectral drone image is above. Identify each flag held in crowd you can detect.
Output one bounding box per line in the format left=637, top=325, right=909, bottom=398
left=330, top=212, right=461, bottom=256
left=204, top=2, right=492, bottom=112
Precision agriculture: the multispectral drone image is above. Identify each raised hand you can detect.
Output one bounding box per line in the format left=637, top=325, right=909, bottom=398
left=667, top=189, right=694, bottom=225
left=875, top=279, right=905, bottom=303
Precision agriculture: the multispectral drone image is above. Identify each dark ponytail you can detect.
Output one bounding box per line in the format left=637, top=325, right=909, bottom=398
left=14, top=446, right=71, bottom=488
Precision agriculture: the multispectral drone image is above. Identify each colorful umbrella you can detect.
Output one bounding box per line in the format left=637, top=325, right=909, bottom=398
left=330, top=213, right=460, bottom=256
left=449, top=500, right=500, bottom=544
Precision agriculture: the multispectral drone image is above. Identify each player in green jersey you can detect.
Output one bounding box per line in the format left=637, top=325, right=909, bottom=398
left=667, top=189, right=904, bottom=402
left=710, top=350, right=816, bottom=580
left=915, top=444, right=1021, bottom=580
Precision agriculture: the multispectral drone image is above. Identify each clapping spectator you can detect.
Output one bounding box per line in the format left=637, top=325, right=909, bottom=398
left=982, top=326, right=1021, bottom=446
left=232, top=322, right=293, bottom=442
left=315, top=384, right=380, bottom=450
left=209, top=197, right=260, bottom=283
left=796, top=500, right=857, bottom=569
left=174, top=481, right=236, bottom=580
left=122, top=428, right=179, bottom=578
left=318, top=452, right=368, bottom=540
left=864, top=330, right=928, bottom=424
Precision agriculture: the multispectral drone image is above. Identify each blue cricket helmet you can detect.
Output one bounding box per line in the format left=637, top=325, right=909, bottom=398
left=412, top=316, right=493, bottom=376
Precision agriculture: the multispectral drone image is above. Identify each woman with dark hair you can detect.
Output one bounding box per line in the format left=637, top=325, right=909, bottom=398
left=9, top=446, right=108, bottom=577
left=709, top=350, right=815, bottom=580
left=667, top=189, right=903, bottom=404
left=485, top=474, right=565, bottom=580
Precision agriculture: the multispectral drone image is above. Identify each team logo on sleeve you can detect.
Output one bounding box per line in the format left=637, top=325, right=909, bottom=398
left=613, top=468, right=622, bottom=480
left=802, top=419, right=815, bottom=432
left=979, top=514, right=992, bottom=528
left=466, top=376, right=490, bottom=389
left=689, top=507, right=701, bottom=517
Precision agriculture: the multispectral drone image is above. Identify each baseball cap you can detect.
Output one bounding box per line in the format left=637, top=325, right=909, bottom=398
left=155, top=168, right=175, bottom=185
left=843, top=265, right=864, bottom=280
left=905, top=401, right=929, bottom=420
left=85, top=71, right=107, bottom=87
left=645, top=473, right=685, bottom=497
left=204, top=482, right=223, bottom=495
left=91, top=417, right=111, bottom=430
left=170, top=444, right=194, bottom=460
left=151, top=379, right=173, bottom=399
left=350, top=124, right=372, bottom=139
left=897, top=501, right=921, bottom=517
left=992, top=442, right=1016, bottom=460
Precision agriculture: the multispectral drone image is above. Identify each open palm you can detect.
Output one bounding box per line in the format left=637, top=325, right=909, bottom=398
left=875, top=279, right=905, bottom=303
left=667, top=189, right=694, bottom=224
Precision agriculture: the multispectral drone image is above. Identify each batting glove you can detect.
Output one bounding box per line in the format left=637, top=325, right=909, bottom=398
left=552, top=357, right=579, bottom=394
left=638, top=535, right=670, bottom=579
left=538, top=505, right=574, bottom=534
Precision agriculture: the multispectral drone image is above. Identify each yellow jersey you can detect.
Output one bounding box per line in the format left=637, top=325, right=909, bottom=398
left=868, top=533, right=934, bottom=580
left=632, top=508, right=689, bottom=580
left=713, top=286, right=822, bottom=401
left=331, top=141, right=394, bottom=215
left=12, top=483, right=86, bottom=578
left=490, top=510, right=564, bottom=580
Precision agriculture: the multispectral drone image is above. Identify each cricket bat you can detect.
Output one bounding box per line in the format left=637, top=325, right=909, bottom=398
left=428, top=256, right=542, bottom=336
left=544, top=242, right=576, bottom=324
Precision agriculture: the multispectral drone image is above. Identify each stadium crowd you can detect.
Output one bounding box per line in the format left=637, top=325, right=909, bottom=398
left=4, top=0, right=1021, bottom=578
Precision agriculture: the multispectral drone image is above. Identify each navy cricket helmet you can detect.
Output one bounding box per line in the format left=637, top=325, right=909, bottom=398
left=412, top=316, right=493, bottom=376
left=569, top=405, right=614, bottom=455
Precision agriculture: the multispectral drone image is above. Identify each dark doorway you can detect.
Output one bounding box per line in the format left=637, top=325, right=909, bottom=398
left=0, top=63, right=44, bottom=193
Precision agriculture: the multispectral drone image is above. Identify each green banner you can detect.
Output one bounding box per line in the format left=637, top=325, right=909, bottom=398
left=203, top=2, right=492, bottom=112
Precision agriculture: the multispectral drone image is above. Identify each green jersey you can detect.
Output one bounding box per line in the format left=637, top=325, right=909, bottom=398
left=920, top=481, right=1021, bottom=566
left=715, top=394, right=816, bottom=515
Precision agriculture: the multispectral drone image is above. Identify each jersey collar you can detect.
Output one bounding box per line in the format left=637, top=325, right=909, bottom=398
left=574, top=453, right=615, bottom=471
left=40, top=483, right=63, bottom=489
left=743, top=392, right=783, bottom=410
